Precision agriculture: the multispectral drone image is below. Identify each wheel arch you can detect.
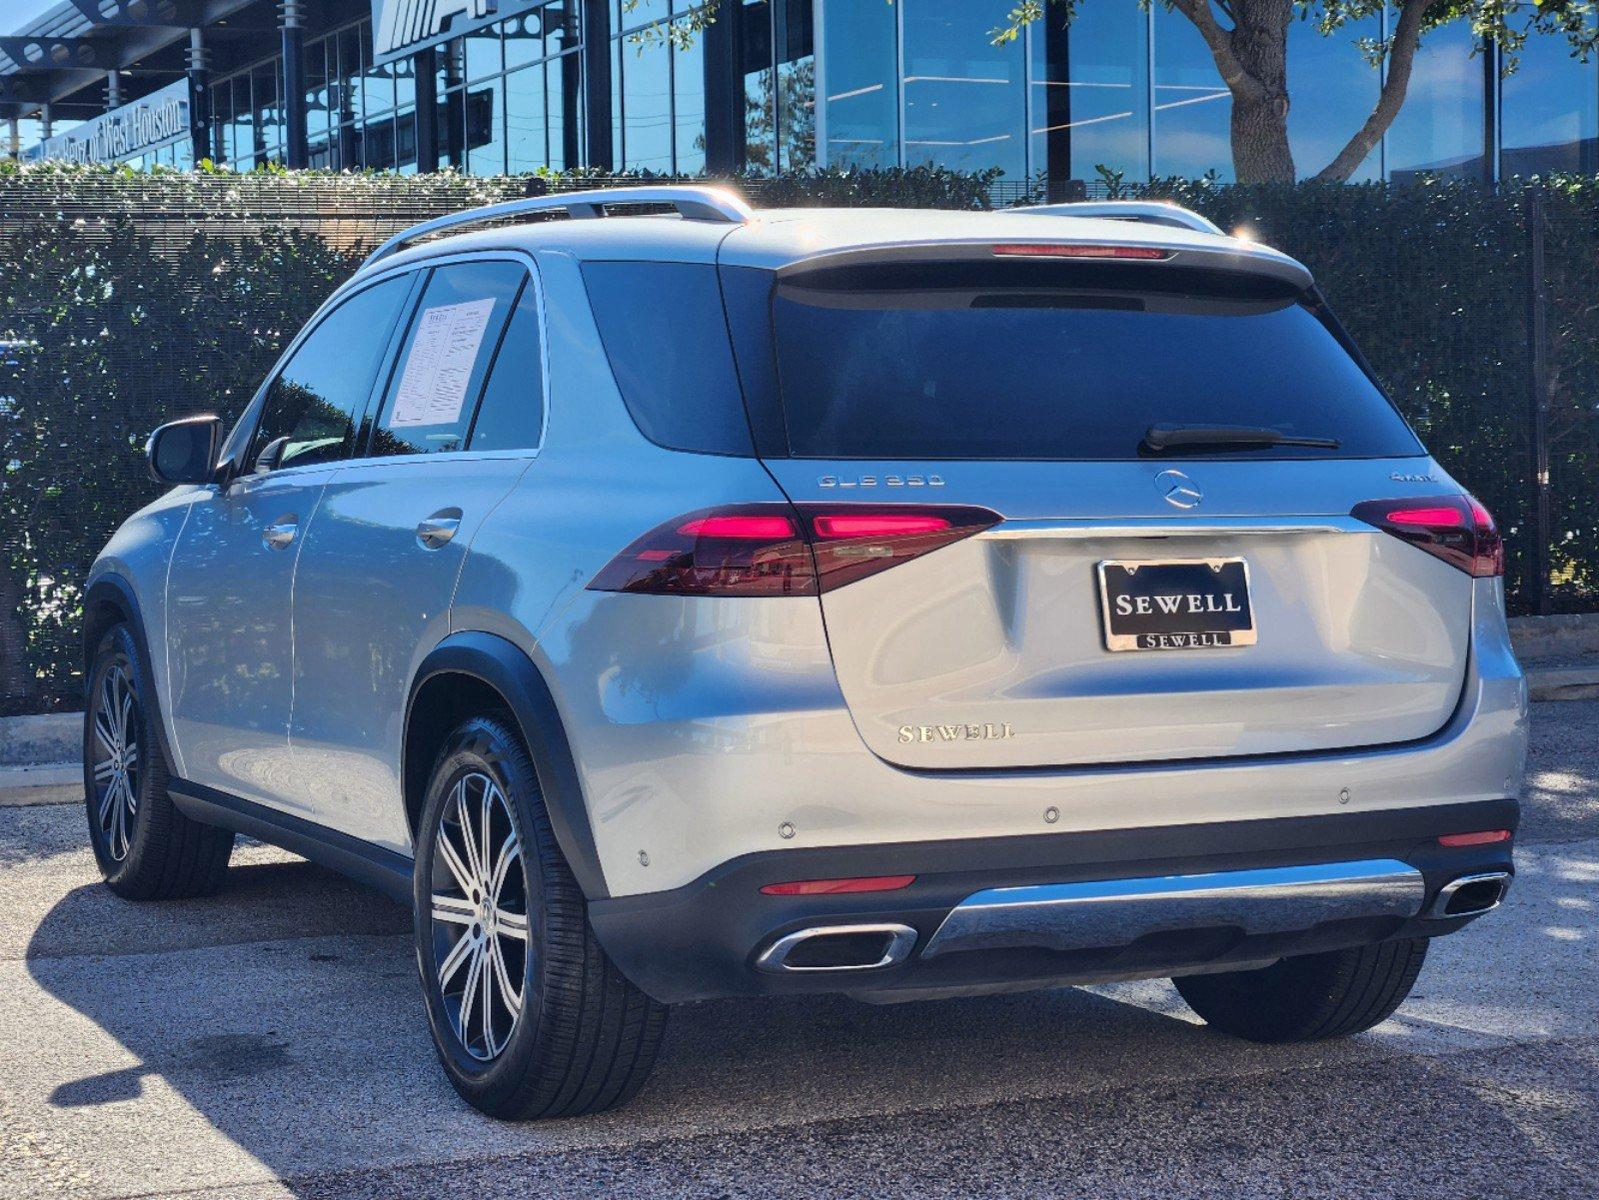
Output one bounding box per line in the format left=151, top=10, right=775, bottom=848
left=404, top=631, right=608, bottom=900
left=82, top=573, right=179, bottom=776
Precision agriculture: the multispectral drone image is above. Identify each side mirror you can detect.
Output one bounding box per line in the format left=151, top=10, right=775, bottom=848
left=147, top=415, right=223, bottom=486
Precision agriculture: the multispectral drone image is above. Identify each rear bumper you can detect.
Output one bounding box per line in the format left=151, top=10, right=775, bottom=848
left=588, top=798, right=1517, bottom=1004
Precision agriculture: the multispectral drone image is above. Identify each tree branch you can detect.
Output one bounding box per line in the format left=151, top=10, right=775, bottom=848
left=1313, top=0, right=1430, bottom=182
left=1168, top=0, right=1263, bottom=101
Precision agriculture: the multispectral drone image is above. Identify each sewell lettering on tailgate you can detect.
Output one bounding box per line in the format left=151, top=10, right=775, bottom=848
left=897, top=722, right=1017, bottom=745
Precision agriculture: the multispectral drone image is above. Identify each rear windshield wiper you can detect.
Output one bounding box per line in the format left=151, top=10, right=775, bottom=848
left=1140, top=423, right=1342, bottom=454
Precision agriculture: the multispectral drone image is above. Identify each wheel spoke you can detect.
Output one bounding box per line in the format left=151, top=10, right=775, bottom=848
left=93, top=758, right=116, bottom=783
left=458, top=944, right=484, bottom=1046
left=490, top=938, right=522, bottom=1018
left=123, top=742, right=139, bottom=770
left=494, top=907, right=529, bottom=941
left=453, top=781, right=484, bottom=884
left=435, top=829, right=475, bottom=896
left=112, top=787, right=127, bottom=859
left=437, top=928, right=477, bottom=987
left=489, top=834, right=520, bottom=903
left=431, top=894, right=475, bottom=927
left=94, top=711, right=118, bottom=754
left=118, top=685, right=134, bottom=747
left=479, top=781, right=494, bottom=894
left=480, top=944, right=499, bottom=1054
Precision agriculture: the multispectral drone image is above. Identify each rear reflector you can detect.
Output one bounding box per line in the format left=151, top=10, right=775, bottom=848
left=1438, top=829, right=1512, bottom=847
left=992, top=243, right=1171, bottom=260
left=761, top=875, right=916, bottom=896
left=1351, top=494, right=1504, bottom=578
left=588, top=504, right=1001, bottom=597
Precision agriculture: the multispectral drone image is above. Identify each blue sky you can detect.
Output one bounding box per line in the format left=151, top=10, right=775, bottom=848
left=9, top=1, right=62, bottom=27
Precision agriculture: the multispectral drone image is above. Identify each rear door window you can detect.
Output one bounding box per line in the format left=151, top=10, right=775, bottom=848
left=468, top=282, right=544, bottom=452
left=369, top=260, right=526, bottom=457
left=769, top=261, right=1421, bottom=461
left=581, top=261, right=754, bottom=455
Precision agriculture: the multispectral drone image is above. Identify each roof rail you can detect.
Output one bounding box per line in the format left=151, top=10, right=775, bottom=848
left=361, top=185, right=756, bottom=269
left=1013, top=200, right=1225, bottom=238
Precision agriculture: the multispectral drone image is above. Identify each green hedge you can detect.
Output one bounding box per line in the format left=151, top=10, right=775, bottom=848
left=1130, top=176, right=1599, bottom=618
left=0, top=165, right=1594, bottom=712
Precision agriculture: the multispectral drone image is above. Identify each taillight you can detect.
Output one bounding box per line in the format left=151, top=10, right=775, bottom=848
left=803, top=504, right=997, bottom=591
left=1351, top=494, right=1503, bottom=578
left=992, top=243, right=1172, bottom=260
left=588, top=504, right=1001, bottom=596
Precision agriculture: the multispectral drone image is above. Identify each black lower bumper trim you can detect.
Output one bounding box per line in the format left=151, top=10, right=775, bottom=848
left=588, top=799, right=1518, bottom=1004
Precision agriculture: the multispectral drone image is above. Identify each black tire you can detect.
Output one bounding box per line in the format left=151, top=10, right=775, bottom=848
left=1174, top=937, right=1429, bottom=1044
left=84, top=623, right=234, bottom=899
left=414, top=714, right=667, bottom=1120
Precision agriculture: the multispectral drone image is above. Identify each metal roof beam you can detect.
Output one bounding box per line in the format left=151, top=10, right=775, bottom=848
left=0, top=35, right=121, bottom=74
left=63, top=1, right=205, bottom=31
left=0, top=76, right=59, bottom=105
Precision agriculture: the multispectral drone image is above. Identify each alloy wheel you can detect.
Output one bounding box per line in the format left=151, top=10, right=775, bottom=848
left=429, top=771, right=530, bottom=1062
left=90, top=661, right=141, bottom=862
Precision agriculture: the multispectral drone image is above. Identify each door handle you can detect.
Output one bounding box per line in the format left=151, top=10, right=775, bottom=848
left=262, top=517, right=298, bottom=550
left=416, top=508, right=463, bottom=550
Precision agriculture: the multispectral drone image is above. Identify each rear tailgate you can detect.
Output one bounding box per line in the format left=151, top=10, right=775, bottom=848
left=764, top=459, right=1472, bottom=769
left=745, top=250, right=1474, bottom=770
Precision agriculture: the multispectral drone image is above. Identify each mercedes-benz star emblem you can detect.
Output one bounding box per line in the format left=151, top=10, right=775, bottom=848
left=1154, top=469, right=1203, bottom=509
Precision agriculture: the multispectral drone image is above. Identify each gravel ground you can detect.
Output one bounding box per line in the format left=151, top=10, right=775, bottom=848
left=0, top=702, right=1594, bottom=1200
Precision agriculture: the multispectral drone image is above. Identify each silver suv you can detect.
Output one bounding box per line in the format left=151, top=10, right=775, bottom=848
left=86, top=187, right=1527, bottom=1119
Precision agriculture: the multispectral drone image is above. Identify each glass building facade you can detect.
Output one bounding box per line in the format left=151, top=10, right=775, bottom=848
left=17, top=0, right=1595, bottom=184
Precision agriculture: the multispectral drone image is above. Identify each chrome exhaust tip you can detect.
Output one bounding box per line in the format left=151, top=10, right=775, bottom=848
left=756, top=924, right=918, bottom=973
left=1428, top=871, right=1512, bottom=919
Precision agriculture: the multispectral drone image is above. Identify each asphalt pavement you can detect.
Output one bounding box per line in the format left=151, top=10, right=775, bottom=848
left=1, top=703, right=1595, bottom=1199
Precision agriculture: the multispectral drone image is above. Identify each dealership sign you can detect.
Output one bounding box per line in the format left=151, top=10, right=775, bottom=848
left=28, top=79, right=190, bottom=165
left=371, top=0, right=529, bottom=65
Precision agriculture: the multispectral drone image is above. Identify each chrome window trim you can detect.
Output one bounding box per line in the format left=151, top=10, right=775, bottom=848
left=237, top=247, right=551, bottom=478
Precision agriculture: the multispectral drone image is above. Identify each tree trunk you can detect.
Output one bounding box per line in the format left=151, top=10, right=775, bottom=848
left=1225, top=0, right=1295, bottom=182
left=1230, top=90, right=1294, bottom=182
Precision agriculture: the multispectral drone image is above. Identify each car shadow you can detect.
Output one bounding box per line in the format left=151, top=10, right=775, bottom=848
left=21, top=836, right=1597, bottom=1197
left=21, top=856, right=1215, bottom=1195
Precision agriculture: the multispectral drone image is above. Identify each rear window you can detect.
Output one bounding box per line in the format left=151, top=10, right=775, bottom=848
left=770, top=261, right=1421, bottom=461
left=581, top=261, right=754, bottom=455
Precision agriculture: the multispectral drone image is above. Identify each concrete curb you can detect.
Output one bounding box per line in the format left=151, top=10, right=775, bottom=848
left=1526, top=666, right=1599, bottom=702
left=0, top=711, right=80, bottom=766
left=0, top=762, right=81, bottom=807
left=1508, top=612, right=1599, bottom=662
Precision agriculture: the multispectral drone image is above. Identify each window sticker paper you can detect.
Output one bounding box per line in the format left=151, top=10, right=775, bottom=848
left=388, top=297, right=496, bottom=428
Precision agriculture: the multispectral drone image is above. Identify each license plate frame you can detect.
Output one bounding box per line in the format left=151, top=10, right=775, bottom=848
left=1096, top=557, right=1257, bottom=653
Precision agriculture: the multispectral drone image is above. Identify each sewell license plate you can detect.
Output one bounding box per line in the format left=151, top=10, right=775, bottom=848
left=1096, top=558, right=1257, bottom=652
